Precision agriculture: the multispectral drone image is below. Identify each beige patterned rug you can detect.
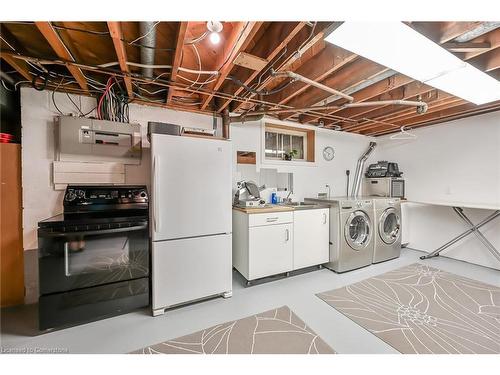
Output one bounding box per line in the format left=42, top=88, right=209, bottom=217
left=317, top=263, right=500, bottom=354
left=132, top=305, right=335, bottom=354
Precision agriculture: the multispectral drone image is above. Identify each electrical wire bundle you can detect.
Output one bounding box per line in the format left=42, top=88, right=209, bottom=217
left=97, top=76, right=129, bottom=122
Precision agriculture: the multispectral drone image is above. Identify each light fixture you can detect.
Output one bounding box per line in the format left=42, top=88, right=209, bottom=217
left=324, top=22, right=500, bottom=105
left=207, top=21, right=223, bottom=45
left=209, top=31, right=221, bottom=44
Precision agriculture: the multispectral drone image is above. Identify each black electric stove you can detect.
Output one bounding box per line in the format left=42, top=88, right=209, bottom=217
left=38, top=185, right=150, bottom=330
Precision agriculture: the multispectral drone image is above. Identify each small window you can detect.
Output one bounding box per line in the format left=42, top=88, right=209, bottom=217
left=264, top=124, right=314, bottom=162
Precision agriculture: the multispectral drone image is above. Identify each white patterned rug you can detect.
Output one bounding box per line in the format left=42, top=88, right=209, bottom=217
left=317, top=263, right=500, bottom=354
left=132, top=305, right=335, bottom=354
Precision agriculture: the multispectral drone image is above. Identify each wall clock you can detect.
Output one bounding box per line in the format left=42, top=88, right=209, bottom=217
left=323, top=146, right=335, bottom=161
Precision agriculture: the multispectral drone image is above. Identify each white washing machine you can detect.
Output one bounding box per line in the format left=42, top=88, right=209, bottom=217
left=307, top=197, right=374, bottom=273
left=372, top=198, right=402, bottom=263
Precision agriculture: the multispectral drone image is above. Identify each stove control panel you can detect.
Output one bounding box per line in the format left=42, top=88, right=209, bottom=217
left=64, top=186, right=148, bottom=205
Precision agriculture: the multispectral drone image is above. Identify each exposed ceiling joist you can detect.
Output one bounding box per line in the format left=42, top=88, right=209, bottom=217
left=469, top=47, right=500, bottom=72
left=438, top=22, right=484, bottom=43
left=107, top=22, right=134, bottom=98
left=339, top=82, right=435, bottom=124
left=200, top=22, right=263, bottom=110
left=231, top=22, right=339, bottom=113
left=282, top=58, right=388, bottom=122
left=216, top=22, right=307, bottom=112
left=298, top=70, right=400, bottom=124
left=443, top=41, right=491, bottom=53
left=35, top=21, right=88, bottom=91
left=1, top=54, right=31, bottom=81
left=368, top=100, right=500, bottom=136
left=463, top=28, right=500, bottom=60
left=166, top=22, right=188, bottom=105
left=264, top=45, right=357, bottom=107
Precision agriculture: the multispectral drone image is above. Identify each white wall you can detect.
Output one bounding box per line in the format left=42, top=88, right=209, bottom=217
left=231, top=118, right=376, bottom=201
left=376, top=111, right=500, bottom=270
left=21, top=87, right=218, bottom=251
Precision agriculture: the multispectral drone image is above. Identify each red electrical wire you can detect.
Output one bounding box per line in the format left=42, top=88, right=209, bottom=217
left=97, top=76, right=116, bottom=120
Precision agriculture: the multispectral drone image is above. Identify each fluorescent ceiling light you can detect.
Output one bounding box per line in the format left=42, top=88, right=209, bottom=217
left=325, top=22, right=500, bottom=105
left=427, top=64, right=500, bottom=105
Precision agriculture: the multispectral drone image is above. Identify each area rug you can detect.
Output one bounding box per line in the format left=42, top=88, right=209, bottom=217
left=317, top=263, right=500, bottom=354
left=132, top=305, right=335, bottom=354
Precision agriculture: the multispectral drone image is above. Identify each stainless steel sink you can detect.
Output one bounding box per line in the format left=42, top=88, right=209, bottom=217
left=280, top=202, right=317, bottom=208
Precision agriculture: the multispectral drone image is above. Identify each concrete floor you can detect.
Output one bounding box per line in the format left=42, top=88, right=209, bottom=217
left=1, top=248, right=499, bottom=354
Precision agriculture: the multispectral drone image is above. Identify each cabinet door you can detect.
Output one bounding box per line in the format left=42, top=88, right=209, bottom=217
left=248, top=224, right=293, bottom=280
left=293, top=209, right=329, bottom=270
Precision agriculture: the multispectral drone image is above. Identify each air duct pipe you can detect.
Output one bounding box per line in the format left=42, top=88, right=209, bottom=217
left=139, top=22, right=157, bottom=78
left=351, top=141, right=376, bottom=198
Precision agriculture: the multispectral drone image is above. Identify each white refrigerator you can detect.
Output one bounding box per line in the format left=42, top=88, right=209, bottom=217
left=150, top=133, right=232, bottom=316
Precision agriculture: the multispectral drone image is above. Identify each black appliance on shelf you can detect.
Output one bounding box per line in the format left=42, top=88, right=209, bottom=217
left=365, top=161, right=403, bottom=178
left=37, top=185, right=150, bottom=330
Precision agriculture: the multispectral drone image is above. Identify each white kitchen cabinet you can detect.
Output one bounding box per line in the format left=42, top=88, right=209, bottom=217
left=248, top=223, right=293, bottom=280
left=293, top=208, right=329, bottom=270
left=233, top=210, right=293, bottom=281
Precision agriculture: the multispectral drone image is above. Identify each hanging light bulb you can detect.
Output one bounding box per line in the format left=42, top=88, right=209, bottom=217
left=207, top=21, right=223, bottom=45
left=209, top=31, right=221, bottom=44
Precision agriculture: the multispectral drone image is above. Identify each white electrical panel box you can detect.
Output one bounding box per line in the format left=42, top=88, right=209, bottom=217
left=56, top=116, right=142, bottom=164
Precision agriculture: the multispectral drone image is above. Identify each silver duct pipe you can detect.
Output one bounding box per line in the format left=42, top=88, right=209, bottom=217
left=0, top=71, right=15, bottom=85
left=139, top=22, right=157, bottom=78
left=351, top=141, right=376, bottom=198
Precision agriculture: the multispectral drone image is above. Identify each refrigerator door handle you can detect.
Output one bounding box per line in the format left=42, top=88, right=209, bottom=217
left=153, top=155, right=161, bottom=234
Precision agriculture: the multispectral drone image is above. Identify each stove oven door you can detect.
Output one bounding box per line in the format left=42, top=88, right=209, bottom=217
left=38, top=220, right=149, bottom=295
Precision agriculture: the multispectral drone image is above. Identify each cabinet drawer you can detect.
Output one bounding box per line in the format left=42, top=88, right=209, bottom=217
left=248, top=211, right=293, bottom=227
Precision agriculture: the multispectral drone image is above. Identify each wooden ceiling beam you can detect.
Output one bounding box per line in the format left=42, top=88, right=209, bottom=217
left=35, top=22, right=88, bottom=91
left=304, top=24, right=499, bottom=128
left=438, top=22, right=484, bottom=43
left=336, top=82, right=435, bottom=125
left=468, top=47, right=500, bottom=72
left=463, top=28, right=500, bottom=60
left=1, top=54, right=31, bottom=81
left=166, top=22, right=188, bottom=105
left=353, top=96, right=460, bottom=134
left=443, top=41, right=491, bottom=53
left=263, top=44, right=357, bottom=107
left=0, top=26, right=32, bottom=81
left=231, top=22, right=341, bottom=113
left=107, top=22, right=134, bottom=98
left=298, top=73, right=412, bottom=125
left=200, top=22, right=264, bottom=110
left=283, top=58, right=388, bottom=119
left=216, top=22, right=307, bottom=112
left=366, top=101, right=500, bottom=136
left=360, top=99, right=466, bottom=135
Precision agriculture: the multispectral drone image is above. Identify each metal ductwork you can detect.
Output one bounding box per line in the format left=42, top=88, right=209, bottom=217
left=351, top=141, right=376, bottom=198
left=139, top=22, right=157, bottom=78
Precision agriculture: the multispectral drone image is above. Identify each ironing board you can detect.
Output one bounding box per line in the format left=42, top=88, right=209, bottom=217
left=405, top=200, right=500, bottom=263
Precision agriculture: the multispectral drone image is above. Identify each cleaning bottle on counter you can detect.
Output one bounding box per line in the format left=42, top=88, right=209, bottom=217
left=271, top=192, right=277, bottom=204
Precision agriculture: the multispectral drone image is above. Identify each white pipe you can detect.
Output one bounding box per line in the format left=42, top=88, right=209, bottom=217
left=345, top=99, right=428, bottom=112
left=273, top=70, right=354, bottom=102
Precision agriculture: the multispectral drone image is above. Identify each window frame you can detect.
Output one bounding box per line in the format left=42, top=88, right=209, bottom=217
left=261, top=122, right=316, bottom=165
left=264, top=127, right=307, bottom=161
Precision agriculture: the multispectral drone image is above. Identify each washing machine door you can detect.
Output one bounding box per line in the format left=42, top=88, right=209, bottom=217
left=344, top=210, right=372, bottom=251
left=379, top=208, right=401, bottom=244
